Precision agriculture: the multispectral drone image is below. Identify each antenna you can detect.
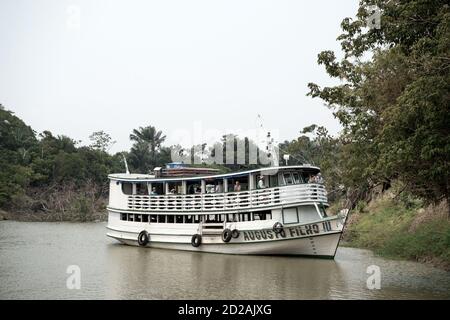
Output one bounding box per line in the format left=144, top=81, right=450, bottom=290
left=256, top=114, right=279, bottom=167
left=283, top=154, right=290, bottom=166
left=122, top=154, right=130, bottom=174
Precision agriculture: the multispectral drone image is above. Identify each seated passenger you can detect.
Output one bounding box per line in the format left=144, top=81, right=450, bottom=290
left=215, top=182, right=223, bottom=193
left=150, top=187, right=158, bottom=195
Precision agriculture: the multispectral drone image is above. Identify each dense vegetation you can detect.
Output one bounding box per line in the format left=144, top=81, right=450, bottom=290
left=0, top=0, right=448, bottom=266
left=305, top=0, right=449, bottom=210
left=287, top=0, right=449, bottom=267
left=0, top=105, right=270, bottom=220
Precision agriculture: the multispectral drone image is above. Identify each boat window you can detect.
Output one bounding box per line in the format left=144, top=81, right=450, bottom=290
left=120, top=213, right=127, bottom=221
left=136, top=183, right=148, bottom=195
left=254, top=210, right=272, bottom=221
left=293, top=173, right=300, bottom=184
left=284, top=173, right=294, bottom=185
left=319, top=204, right=328, bottom=218
left=167, top=215, right=175, bottom=223
left=228, top=176, right=249, bottom=192
left=128, top=214, right=134, bottom=222
left=269, top=174, right=279, bottom=187
left=168, top=182, right=183, bottom=195
left=194, top=215, right=201, bottom=223
left=185, top=215, right=193, bottom=223
left=283, top=207, right=299, bottom=224
left=151, top=182, right=164, bottom=195
left=176, top=215, right=183, bottom=223
left=157, top=215, right=166, bottom=223
left=142, top=215, right=149, bottom=223
left=150, top=215, right=157, bottom=223
left=135, top=214, right=142, bottom=222
left=122, top=182, right=133, bottom=195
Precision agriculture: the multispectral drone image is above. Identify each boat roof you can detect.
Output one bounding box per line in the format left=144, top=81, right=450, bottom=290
left=108, top=165, right=320, bottom=182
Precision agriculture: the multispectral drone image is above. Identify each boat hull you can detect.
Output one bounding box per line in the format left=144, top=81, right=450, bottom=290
left=107, top=229, right=342, bottom=258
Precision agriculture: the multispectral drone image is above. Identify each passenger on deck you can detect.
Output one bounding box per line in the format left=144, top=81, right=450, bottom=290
left=308, top=175, right=317, bottom=183
left=234, top=181, right=241, bottom=192
left=215, top=182, right=223, bottom=193
left=258, top=176, right=265, bottom=189
left=316, top=173, right=324, bottom=184
left=150, top=187, right=158, bottom=195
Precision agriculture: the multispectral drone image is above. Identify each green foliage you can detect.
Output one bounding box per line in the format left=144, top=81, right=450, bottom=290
left=89, top=130, right=116, bottom=152
left=128, top=126, right=167, bottom=173
left=307, top=0, right=450, bottom=206
left=279, top=125, right=344, bottom=201
left=347, top=197, right=450, bottom=265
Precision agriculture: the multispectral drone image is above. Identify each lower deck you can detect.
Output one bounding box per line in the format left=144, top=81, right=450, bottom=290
left=106, top=205, right=348, bottom=257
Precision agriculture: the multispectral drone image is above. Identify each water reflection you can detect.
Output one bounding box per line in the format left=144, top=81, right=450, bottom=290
left=104, top=243, right=348, bottom=299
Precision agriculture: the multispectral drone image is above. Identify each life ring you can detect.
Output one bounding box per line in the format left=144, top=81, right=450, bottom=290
left=273, top=222, right=284, bottom=234
left=138, top=230, right=149, bottom=246
left=222, top=229, right=232, bottom=243
left=191, top=234, right=202, bottom=247
left=231, top=229, right=240, bottom=239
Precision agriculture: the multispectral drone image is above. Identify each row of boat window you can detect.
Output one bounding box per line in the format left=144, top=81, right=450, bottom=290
left=119, top=211, right=273, bottom=223
left=120, top=171, right=320, bottom=196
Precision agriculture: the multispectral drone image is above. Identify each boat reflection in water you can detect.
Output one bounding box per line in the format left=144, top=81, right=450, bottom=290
left=104, top=243, right=348, bottom=299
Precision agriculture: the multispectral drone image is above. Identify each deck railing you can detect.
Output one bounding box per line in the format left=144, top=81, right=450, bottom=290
left=125, top=183, right=327, bottom=212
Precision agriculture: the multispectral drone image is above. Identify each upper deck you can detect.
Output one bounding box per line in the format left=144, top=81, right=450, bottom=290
left=108, top=165, right=320, bottom=182
left=108, top=165, right=327, bottom=213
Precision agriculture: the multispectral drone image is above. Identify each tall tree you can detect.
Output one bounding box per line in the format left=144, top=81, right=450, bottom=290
left=129, top=126, right=167, bottom=172
left=307, top=0, right=450, bottom=208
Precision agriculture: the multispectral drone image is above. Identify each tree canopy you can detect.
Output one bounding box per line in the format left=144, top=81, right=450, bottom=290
left=307, top=0, right=449, bottom=205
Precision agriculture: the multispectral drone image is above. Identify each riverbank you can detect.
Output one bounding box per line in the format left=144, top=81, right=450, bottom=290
left=0, top=183, right=109, bottom=222
left=343, top=195, right=450, bottom=271
left=0, top=209, right=107, bottom=222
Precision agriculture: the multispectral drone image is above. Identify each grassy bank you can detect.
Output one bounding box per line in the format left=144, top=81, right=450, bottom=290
left=343, top=195, right=450, bottom=270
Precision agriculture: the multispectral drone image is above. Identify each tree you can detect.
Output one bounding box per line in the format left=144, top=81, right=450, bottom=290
left=307, top=0, right=450, bottom=208
left=89, top=131, right=116, bottom=152
left=129, top=126, right=166, bottom=171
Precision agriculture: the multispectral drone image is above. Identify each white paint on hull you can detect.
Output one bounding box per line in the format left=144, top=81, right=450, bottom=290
left=107, top=230, right=342, bottom=257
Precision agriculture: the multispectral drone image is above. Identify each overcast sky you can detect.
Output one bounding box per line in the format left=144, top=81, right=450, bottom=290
left=0, top=0, right=358, bottom=153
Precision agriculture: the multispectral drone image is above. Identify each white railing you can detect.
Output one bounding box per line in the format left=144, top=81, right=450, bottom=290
left=125, top=184, right=327, bottom=212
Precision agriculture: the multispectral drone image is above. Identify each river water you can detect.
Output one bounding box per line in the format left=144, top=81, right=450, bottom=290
left=0, top=221, right=448, bottom=300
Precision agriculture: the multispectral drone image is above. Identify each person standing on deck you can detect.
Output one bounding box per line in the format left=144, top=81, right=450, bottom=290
left=258, top=176, right=265, bottom=189
left=234, top=181, right=241, bottom=192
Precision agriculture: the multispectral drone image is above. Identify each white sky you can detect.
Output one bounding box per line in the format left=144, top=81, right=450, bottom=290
left=0, top=0, right=358, bottom=153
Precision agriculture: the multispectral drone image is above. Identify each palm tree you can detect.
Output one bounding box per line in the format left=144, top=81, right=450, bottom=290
left=129, top=126, right=166, bottom=170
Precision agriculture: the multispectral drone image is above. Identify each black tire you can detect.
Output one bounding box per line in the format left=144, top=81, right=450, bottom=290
left=273, top=222, right=284, bottom=234
left=191, top=234, right=202, bottom=247
left=222, top=228, right=232, bottom=243
left=231, top=229, right=240, bottom=239
left=138, top=230, right=149, bottom=246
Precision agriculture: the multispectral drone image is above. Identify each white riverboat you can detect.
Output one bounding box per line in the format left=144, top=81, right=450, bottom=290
left=106, top=163, right=348, bottom=258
